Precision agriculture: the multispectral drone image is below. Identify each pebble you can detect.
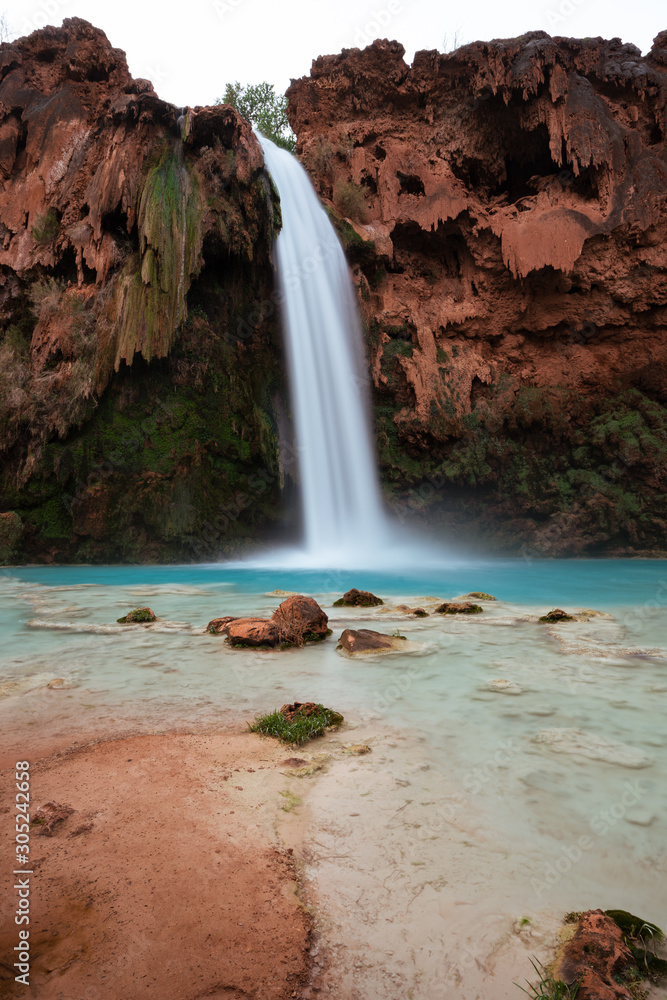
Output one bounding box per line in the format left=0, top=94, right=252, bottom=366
left=482, top=679, right=523, bottom=695
left=625, top=810, right=656, bottom=827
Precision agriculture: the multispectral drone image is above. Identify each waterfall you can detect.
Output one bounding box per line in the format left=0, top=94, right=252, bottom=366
left=258, top=135, right=389, bottom=566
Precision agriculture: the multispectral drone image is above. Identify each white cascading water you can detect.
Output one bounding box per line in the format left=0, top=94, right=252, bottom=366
left=258, top=135, right=390, bottom=566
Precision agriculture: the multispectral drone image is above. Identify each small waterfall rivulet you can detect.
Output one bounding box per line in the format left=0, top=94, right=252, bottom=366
left=258, top=135, right=390, bottom=566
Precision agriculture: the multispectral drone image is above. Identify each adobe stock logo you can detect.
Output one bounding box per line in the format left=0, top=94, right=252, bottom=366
left=20, top=0, right=70, bottom=36
left=352, top=1, right=403, bottom=49
left=545, top=0, right=587, bottom=30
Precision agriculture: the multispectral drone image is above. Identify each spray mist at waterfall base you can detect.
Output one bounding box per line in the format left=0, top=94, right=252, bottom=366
left=223, top=517, right=466, bottom=571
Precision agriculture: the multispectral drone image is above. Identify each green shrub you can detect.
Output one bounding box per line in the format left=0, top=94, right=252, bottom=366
left=218, top=81, right=296, bottom=152
left=309, top=137, right=334, bottom=176
left=1, top=324, right=30, bottom=359
left=333, top=180, right=367, bottom=223
left=31, top=209, right=60, bottom=244
left=248, top=705, right=343, bottom=745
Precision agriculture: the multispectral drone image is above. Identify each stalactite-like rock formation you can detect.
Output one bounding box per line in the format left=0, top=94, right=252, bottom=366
left=0, top=19, right=287, bottom=563
left=288, top=32, right=667, bottom=555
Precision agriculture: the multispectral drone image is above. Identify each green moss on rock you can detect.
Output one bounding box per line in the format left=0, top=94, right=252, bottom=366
left=113, top=145, right=204, bottom=368
left=0, top=512, right=24, bottom=564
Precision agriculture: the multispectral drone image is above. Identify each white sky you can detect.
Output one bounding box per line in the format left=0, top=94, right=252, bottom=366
left=4, top=0, right=665, bottom=108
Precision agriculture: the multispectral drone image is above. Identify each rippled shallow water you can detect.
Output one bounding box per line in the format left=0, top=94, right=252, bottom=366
left=1, top=559, right=666, bottom=985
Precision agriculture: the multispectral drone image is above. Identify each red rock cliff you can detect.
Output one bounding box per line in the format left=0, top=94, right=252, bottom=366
left=287, top=32, right=667, bottom=555
left=0, top=19, right=287, bottom=563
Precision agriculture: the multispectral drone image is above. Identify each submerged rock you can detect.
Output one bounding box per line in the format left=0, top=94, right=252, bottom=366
left=534, top=728, right=653, bottom=768
left=482, top=679, right=523, bottom=695
left=224, top=618, right=280, bottom=647
left=32, top=801, right=75, bottom=836
left=337, top=628, right=406, bottom=654
left=333, top=588, right=383, bottom=607
left=435, top=602, right=483, bottom=615
left=272, top=595, right=329, bottom=643
left=538, top=608, right=575, bottom=622
left=465, top=592, right=497, bottom=601
left=117, top=607, right=156, bottom=624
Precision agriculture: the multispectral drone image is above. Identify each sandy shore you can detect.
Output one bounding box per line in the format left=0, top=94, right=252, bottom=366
left=2, top=716, right=667, bottom=1000
left=0, top=728, right=318, bottom=999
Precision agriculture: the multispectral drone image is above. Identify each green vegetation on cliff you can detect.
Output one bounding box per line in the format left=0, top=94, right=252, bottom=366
left=0, top=124, right=288, bottom=564
left=4, top=308, right=284, bottom=563
left=112, top=144, right=204, bottom=368
left=372, top=327, right=667, bottom=556
left=218, top=82, right=296, bottom=152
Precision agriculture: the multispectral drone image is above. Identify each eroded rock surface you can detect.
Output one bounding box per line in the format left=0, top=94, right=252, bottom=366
left=334, top=588, right=383, bottom=607
left=224, top=618, right=281, bottom=647
left=435, top=601, right=483, bottom=614
left=539, top=608, right=575, bottom=622
left=0, top=19, right=285, bottom=564
left=288, top=32, right=667, bottom=555
left=206, top=616, right=239, bottom=634
left=555, top=910, right=639, bottom=1000
left=280, top=701, right=321, bottom=721
left=272, top=594, right=329, bottom=639
left=337, top=627, right=406, bottom=653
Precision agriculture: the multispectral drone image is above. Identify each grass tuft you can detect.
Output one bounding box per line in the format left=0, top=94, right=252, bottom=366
left=278, top=789, right=302, bottom=812
left=248, top=705, right=343, bottom=745
left=515, top=958, right=581, bottom=1000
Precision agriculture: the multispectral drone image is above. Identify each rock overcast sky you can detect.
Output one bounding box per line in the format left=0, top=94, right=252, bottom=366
left=4, top=0, right=665, bottom=107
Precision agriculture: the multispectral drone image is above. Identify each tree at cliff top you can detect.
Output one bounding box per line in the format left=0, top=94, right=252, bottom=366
left=217, top=82, right=296, bottom=152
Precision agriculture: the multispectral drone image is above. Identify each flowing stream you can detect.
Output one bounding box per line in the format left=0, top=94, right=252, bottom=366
left=258, top=135, right=388, bottom=565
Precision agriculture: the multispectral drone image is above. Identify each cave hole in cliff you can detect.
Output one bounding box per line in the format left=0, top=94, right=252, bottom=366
left=360, top=173, right=378, bottom=196
left=101, top=206, right=132, bottom=242
left=186, top=232, right=230, bottom=326
left=35, top=45, right=59, bottom=63
left=186, top=231, right=267, bottom=344
left=648, top=121, right=663, bottom=145
left=3, top=111, right=26, bottom=177
left=51, top=246, right=79, bottom=286
left=391, top=220, right=469, bottom=281
left=374, top=144, right=387, bottom=161
left=566, top=165, right=598, bottom=200
left=101, top=206, right=139, bottom=270
left=449, top=154, right=496, bottom=193
left=496, top=123, right=557, bottom=203
left=470, top=376, right=493, bottom=408
left=397, top=172, right=425, bottom=197
left=354, top=133, right=377, bottom=148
